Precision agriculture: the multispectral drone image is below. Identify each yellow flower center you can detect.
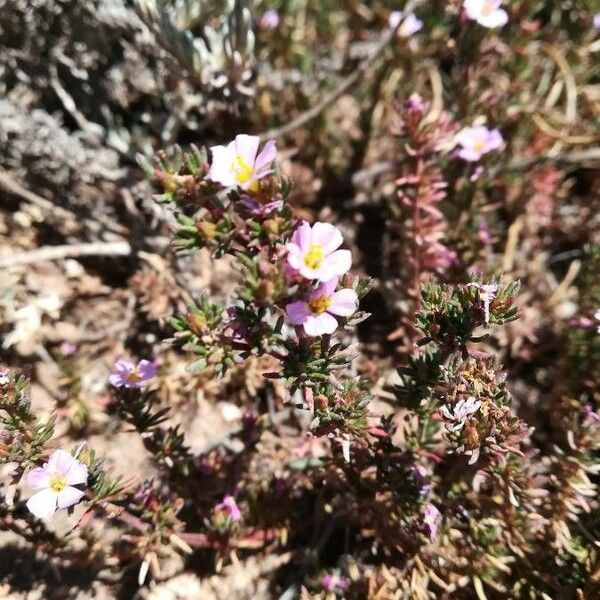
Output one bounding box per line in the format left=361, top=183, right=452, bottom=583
left=126, top=369, right=141, bottom=384
left=232, top=155, right=258, bottom=191
left=304, top=244, right=325, bottom=269
left=308, top=295, right=332, bottom=315
left=472, top=139, right=485, bottom=153
left=50, top=474, right=67, bottom=492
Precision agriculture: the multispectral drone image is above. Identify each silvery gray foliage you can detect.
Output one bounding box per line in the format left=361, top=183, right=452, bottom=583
left=0, top=99, right=119, bottom=192
left=134, top=0, right=255, bottom=96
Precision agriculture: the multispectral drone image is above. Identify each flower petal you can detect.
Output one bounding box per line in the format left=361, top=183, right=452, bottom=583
left=27, top=467, right=51, bottom=489
left=286, top=243, right=304, bottom=270
left=207, top=145, right=237, bottom=187
left=310, top=222, right=343, bottom=255
left=26, top=489, right=58, bottom=519
left=310, top=277, right=338, bottom=301
left=254, top=140, right=277, bottom=175
left=286, top=301, right=310, bottom=325
left=65, top=460, right=88, bottom=486
left=57, top=486, right=86, bottom=509
left=478, top=8, right=508, bottom=28
left=303, top=313, right=338, bottom=336
left=457, top=147, right=482, bottom=162
left=291, top=221, right=311, bottom=250
left=486, top=129, right=504, bottom=150
left=48, top=449, right=78, bottom=475
left=328, top=289, right=358, bottom=317
left=314, top=249, right=352, bottom=281
left=137, top=359, right=156, bottom=380
left=234, top=134, right=260, bottom=166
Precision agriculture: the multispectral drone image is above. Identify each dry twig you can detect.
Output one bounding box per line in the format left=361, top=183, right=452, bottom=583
left=0, top=241, right=132, bottom=269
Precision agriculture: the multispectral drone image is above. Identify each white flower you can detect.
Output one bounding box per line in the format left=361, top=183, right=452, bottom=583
left=468, top=282, right=499, bottom=324
left=463, top=0, right=508, bottom=29
left=389, top=11, right=423, bottom=37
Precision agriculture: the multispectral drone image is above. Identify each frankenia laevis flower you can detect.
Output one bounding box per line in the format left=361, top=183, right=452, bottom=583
left=422, top=503, right=441, bottom=539
left=207, top=134, right=276, bottom=192
left=455, top=126, right=503, bottom=162
left=594, top=14, right=600, bottom=30
left=440, top=396, right=482, bottom=432
left=26, top=450, right=88, bottom=518
left=258, top=9, right=280, bottom=30
left=389, top=11, right=423, bottom=37
left=321, top=573, right=348, bottom=592
left=109, top=359, right=156, bottom=388
left=468, top=282, right=499, bottom=324
left=463, top=0, right=508, bottom=28
left=216, top=495, right=242, bottom=521
left=286, top=278, right=358, bottom=336
left=286, top=221, right=352, bottom=282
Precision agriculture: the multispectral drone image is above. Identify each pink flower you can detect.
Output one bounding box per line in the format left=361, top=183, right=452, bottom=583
left=570, top=316, right=594, bottom=330
left=216, top=495, right=242, bottom=522
left=321, top=573, right=347, bottom=592
left=584, top=404, right=600, bottom=424
left=59, top=342, right=77, bottom=356
left=109, top=359, right=156, bottom=388
left=26, top=450, right=88, bottom=518
left=455, top=126, right=503, bottom=162
left=258, top=9, right=280, bottom=30
left=421, top=503, right=441, bottom=539
left=286, top=278, right=358, bottom=336
left=238, top=195, right=283, bottom=216
left=463, top=0, right=508, bottom=28
left=286, top=221, right=352, bottom=282
left=207, top=134, right=276, bottom=192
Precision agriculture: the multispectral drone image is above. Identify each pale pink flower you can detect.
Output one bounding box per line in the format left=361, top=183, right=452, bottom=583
left=440, top=397, right=482, bottom=432
left=464, top=0, right=508, bottom=28
left=59, top=342, right=77, bottom=356
left=389, top=11, right=423, bottom=37
left=26, top=449, right=88, bottom=518
left=207, top=134, right=276, bottom=192
left=216, top=495, right=242, bottom=522
left=468, top=282, right=499, bottom=324
left=584, top=404, right=600, bottom=424
left=422, top=503, right=441, bottom=539
left=455, top=126, right=503, bottom=162
left=109, top=359, right=156, bottom=388
left=286, top=221, right=352, bottom=282
left=321, top=573, right=348, bottom=592
left=258, top=9, right=280, bottom=30
left=286, top=278, right=358, bottom=336
left=569, top=316, right=594, bottom=330
left=594, top=13, right=600, bottom=30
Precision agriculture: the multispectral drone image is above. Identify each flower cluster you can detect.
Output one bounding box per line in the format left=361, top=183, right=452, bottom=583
left=284, top=221, right=357, bottom=337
